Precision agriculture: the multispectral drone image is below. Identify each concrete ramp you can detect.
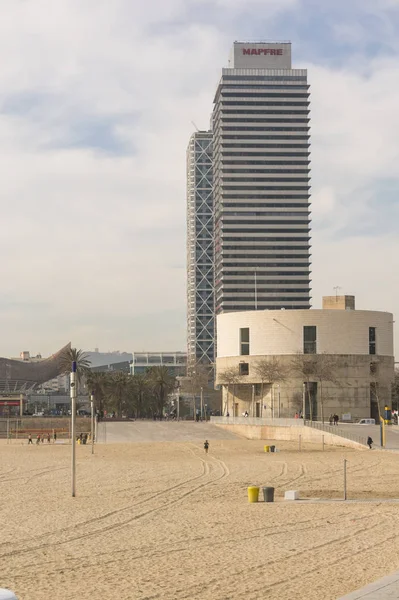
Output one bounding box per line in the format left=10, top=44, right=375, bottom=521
left=97, top=420, right=240, bottom=443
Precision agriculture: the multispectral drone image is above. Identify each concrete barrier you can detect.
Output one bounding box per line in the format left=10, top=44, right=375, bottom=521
left=212, top=422, right=366, bottom=450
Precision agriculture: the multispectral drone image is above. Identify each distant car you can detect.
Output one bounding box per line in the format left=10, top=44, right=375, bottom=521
left=77, top=410, right=90, bottom=417
left=32, top=412, right=44, bottom=417
left=357, top=418, right=376, bottom=425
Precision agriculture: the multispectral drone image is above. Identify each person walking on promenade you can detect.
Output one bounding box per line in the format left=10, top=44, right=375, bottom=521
left=36, top=434, right=41, bottom=445
left=367, top=436, right=373, bottom=449
left=204, top=440, right=209, bottom=454
left=53, top=431, right=57, bottom=443
left=334, top=414, right=339, bottom=426
left=28, top=434, right=33, bottom=444
left=47, top=433, right=51, bottom=443
left=329, top=414, right=333, bottom=426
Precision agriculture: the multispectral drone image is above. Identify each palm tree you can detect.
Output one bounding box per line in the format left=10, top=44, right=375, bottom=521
left=147, top=366, right=176, bottom=419
left=107, top=371, right=130, bottom=417
left=58, top=347, right=91, bottom=381
left=129, top=373, right=150, bottom=418
left=85, top=371, right=108, bottom=413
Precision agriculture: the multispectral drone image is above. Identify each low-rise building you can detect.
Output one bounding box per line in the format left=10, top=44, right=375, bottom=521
left=216, top=297, right=394, bottom=421
left=130, top=352, right=187, bottom=378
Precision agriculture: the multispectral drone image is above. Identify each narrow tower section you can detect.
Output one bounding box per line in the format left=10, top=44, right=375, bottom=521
left=186, top=131, right=215, bottom=371
left=213, top=42, right=311, bottom=313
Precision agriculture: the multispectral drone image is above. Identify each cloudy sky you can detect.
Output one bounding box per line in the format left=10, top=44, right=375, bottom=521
left=0, top=0, right=398, bottom=356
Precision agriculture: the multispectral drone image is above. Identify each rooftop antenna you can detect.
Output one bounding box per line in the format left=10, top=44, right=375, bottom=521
left=333, top=285, right=342, bottom=300
left=191, top=121, right=199, bottom=132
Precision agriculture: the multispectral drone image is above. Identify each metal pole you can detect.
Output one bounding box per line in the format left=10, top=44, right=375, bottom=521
left=6, top=418, right=9, bottom=444
left=252, top=384, right=255, bottom=417
left=200, top=387, right=203, bottom=421
left=177, top=393, right=180, bottom=421
left=302, top=383, right=306, bottom=420
left=278, top=385, right=281, bottom=418
left=90, top=395, right=94, bottom=455
left=322, top=435, right=325, bottom=451
left=20, top=394, right=23, bottom=417
left=343, top=458, right=347, bottom=500
left=71, top=361, right=77, bottom=497
left=299, top=434, right=302, bottom=452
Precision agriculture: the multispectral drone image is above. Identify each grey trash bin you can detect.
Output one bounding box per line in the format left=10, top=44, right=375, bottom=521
left=262, top=487, right=275, bottom=502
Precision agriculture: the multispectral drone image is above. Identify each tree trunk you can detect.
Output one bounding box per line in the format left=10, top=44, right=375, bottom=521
left=261, top=381, right=264, bottom=417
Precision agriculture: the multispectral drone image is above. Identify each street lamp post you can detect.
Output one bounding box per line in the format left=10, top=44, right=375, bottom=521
left=90, top=394, right=94, bottom=455
left=71, top=361, right=77, bottom=497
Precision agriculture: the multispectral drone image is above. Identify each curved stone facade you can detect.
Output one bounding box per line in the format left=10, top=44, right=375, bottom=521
left=217, top=309, right=393, bottom=357
left=216, top=310, right=394, bottom=421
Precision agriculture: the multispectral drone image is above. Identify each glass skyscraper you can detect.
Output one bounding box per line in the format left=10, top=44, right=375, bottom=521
left=213, top=42, right=311, bottom=313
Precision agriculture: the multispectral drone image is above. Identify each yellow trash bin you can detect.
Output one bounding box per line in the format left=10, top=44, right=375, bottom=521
left=264, top=445, right=270, bottom=453
left=248, top=486, right=259, bottom=503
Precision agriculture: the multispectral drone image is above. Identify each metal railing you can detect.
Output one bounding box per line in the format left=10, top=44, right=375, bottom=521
left=211, top=416, right=305, bottom=427
left=304, top=420, right=368, bottom=446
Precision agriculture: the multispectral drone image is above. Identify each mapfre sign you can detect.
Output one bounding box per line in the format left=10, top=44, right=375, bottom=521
left=243, top=48, right=283, bottom=56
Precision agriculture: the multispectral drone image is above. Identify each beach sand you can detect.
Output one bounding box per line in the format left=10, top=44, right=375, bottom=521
left=1, top=430, right=399, bottom=600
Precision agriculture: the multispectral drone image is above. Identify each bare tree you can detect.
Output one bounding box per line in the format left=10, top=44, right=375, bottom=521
left=183, top=363, right=213, bottom=418
left=217, top=366, right=241, bottom=416
left=291, top=353, right=339, bottom=422
left=252, top=356, right=289, bottom=417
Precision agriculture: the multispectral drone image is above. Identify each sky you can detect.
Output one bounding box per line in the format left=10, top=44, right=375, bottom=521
left=0, top=0, right=398, bottom=356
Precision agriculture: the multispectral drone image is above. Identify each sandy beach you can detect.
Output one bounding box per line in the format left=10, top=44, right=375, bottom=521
left=1, top=424, right=399, bottom=600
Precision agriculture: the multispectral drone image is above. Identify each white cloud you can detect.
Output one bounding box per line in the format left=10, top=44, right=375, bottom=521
left=0, top=0, right=397, bottom=356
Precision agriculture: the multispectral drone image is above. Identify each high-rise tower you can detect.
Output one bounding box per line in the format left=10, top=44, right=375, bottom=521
left=213, top=42, right=311, bottom=313
left=186, top=131, right=215, bottom=370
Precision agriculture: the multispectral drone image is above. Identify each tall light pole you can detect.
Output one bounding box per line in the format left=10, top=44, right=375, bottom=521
left=200, top=387, right=204, bottom=421
left=90, top=393, right=94, bottom=455
left=71, top=361, right=77, bottom=497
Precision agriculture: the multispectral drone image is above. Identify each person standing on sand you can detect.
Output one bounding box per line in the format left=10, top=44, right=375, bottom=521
left=204, top=440, right=209, bottom=454
left=28, top=434, right=33, bottom=444
left=367, top=436, right=373, bottom=449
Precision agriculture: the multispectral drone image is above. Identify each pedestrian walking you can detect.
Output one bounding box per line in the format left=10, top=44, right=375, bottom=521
left=47, top=433, right=51, bottom=443
left=367, top=436, right=373, bottom=449
left=204, top=440, right=209, bottom=454
left=36, top=434, right=41, bottom=445
left=334, top=414, right=339, bottom=426
left=329, top=414, right=333, bottom=426
left=28, top=434, right=33, bottom=444
left=53, top=431, right=57, bottom=443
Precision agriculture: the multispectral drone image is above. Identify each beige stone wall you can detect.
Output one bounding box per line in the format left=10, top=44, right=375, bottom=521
left=217, top=354, right=394, bottom=420
left=217, top=309, right=394, bottom=357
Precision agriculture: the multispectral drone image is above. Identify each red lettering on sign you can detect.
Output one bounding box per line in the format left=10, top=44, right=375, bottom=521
left=242, top=47, right=284, bottom=56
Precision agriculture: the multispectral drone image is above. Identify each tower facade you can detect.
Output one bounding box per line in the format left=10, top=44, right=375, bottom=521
left=213, top=42, right=311, bottom=313
left=186, top=131, right=215, bottom=370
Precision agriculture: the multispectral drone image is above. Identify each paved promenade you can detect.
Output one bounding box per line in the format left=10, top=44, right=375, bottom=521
left=97, top=420, right=239, bottom=443
left=338, top=571, right=399, bottom=599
